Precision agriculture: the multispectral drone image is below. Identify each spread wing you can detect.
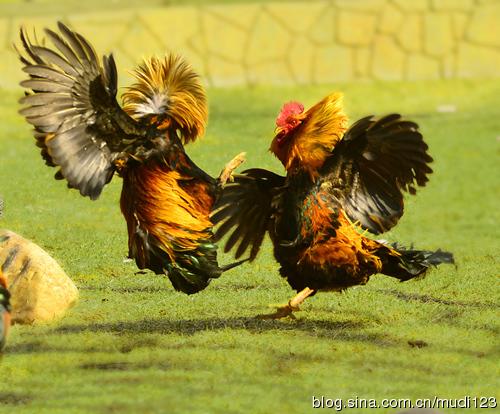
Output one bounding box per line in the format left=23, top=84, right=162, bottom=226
left=212, top=168, right=286, bottom=260
left=18, top=22, right=148, bottom=200
left=321, top=114, right=433, bottom=234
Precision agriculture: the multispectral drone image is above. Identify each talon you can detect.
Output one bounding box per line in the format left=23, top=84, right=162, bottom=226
left=218, top=152, right=246, bottom=187
left=256, top=287, right=315, bottom=320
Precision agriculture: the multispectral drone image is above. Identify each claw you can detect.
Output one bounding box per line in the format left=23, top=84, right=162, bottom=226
left=256, top=287, right=315, bottom=320
left=218, top=152, right=246, bottom=187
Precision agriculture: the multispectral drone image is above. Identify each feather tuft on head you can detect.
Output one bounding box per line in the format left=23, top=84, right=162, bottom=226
left=122, top=54, right=208, bottom=144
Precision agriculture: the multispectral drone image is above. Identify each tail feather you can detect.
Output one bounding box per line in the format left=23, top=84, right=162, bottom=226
left=165, top=263, right=213, bottom=295
left=220, top=257, right=250, bottom=272
left=148, top=241, right=247, bottom=295
left=166, top=250, right=249, bottom=295
left=380, top=243, right=454, bottom=281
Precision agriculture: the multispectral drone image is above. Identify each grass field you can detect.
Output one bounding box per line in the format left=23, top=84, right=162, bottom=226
left=0, top=79, right=499, bottom=414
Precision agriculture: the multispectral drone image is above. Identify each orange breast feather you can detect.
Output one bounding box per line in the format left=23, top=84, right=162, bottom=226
left=300, top=208, right=382, bottom=272
left=121, top=161, right=214, bottom=261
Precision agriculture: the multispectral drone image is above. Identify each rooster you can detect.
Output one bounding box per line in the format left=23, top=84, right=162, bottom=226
left=17, top=22, right=245, bottom=294
left=214, top=93, right=454, bottom=318
left=0, top=271, right=11, bottom=351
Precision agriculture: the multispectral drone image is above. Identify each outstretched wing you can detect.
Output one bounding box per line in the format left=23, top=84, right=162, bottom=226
left=212, top=168, right=286, bottom=260
left=321, top=114, right=433, bottom=234
left=18, top=22, right=147, bottom=200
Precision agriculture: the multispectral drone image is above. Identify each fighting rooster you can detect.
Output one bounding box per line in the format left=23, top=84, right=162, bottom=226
left=214, top=93, right=454, bottom=318
left=18, top=22, right=245, bottom=294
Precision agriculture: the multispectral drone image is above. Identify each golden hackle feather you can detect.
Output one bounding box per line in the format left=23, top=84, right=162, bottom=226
left=271, top=92, right=348, bottom=178
left=122, top=54, right=208, bottom=144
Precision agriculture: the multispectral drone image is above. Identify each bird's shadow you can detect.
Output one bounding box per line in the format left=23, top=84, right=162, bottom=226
left=54, top=316, right=368, bottom=339
left=7, top=315, right=405, bottom=356
left=375, top=288, right=499, bottom=309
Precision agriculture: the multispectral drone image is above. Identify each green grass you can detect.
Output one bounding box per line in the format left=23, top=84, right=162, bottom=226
left=0, top=79, right=499, bottom=413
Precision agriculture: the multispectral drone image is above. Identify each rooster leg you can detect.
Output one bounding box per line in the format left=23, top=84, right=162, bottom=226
left=257, top=287, right=316, bottom=320
left=218, top=152, right=246, bottom=187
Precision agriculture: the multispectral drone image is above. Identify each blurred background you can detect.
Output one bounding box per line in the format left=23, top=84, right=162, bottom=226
left=1, top=0, right=499, bottom=89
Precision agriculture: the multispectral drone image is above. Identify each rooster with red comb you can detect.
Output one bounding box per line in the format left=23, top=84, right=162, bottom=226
left=214, top=92, right=454, bottom=318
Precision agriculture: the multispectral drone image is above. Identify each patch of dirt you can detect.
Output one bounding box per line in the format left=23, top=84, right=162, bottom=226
left=80, top=362, right=137, bottom=371
left=0, top=392, right=32, bottom=405
left=408, top=339, right=428, bottom=348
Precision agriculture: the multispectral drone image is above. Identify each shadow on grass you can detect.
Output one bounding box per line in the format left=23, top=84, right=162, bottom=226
left=0, top=316, right=404, bottom=355
left=10, top=315, right=495, bottom=359
left=52, top=316, right=369, bottom=337
left=0, top=391, right=33, bottom=406
left=375, top=288, right=499, bottom=309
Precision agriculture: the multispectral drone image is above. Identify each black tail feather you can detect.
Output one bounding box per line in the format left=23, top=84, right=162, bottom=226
left=220, top=257, right=250, bottom=272
left=380, top=243, right=454, bottom=282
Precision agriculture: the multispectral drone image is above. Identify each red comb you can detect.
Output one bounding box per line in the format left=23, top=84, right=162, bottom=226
left=276, top=101, right=304, bottom=128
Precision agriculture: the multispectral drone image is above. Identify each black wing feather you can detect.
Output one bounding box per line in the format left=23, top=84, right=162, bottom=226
left=18, top=21, right=146, bottom=200
left=213, top=168, right=285, bottom=261
left=322, top=114, right=433, bottom=234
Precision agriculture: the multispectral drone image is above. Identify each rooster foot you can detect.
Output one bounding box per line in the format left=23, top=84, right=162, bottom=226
left=218, top=152, right=246, bottom=186
left=256, top=287, right=316, bottom=320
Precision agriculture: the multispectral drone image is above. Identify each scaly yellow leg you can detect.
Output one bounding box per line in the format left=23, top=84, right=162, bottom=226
left=257, top=287, right=316, bottom=320
left=218, top=152, right=246, bottom=186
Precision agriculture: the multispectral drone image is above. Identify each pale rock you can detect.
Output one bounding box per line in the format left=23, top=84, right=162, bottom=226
left=247, top=61, right=294, bottom=86
left=393, top=0, right=430, bottom=12
left=372, top=35, right=406, bottom=80
left=204, top=3, right=259, bottom=30
left=336, top=0, right=387, bottom=12
left=457, top=43, right=500, bottom=77
left=208, top=56, right=245, bottom=87
left=451, top=12, right=468, bottom=40
left=423, top=14, right=454, bottom=56
left=313, top=44, right=354, bottom=83
left=399, top=15, right=423, bottom=52
left=467, top=3, right=500, bottom=47
left=288, top=36, right=315, bottom=83
left=407, top=54, right=441, bottom=80
left=246, top=10, right=290, bottom=64
left=354, top=47, right=371, bottom=77
left=0, top=230, right=78, bottom=324
left=309, top=5, right=336, bottom=45
left=203, top=11, right=248, bottom=61
left=379, top=3, right=404, bottom=35
left=338, top=10, right=377, bottom=46
left=432, top=0, right=474, bottom=10
left=265, top=2, right=325, bottom=33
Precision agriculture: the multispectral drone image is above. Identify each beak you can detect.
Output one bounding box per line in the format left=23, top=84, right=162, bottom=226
left=274, top=125, right=284, bottom=135
left=273, top=128, right=287, bottom=145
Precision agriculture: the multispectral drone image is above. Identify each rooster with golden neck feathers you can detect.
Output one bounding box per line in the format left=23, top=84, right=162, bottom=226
left=214, top=93, right=454, bottom=318
left=17, top=22, right=245, bottom=294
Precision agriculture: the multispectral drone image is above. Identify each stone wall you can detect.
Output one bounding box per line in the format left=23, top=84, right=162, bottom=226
left=1, top=0, right=499, bottom=89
